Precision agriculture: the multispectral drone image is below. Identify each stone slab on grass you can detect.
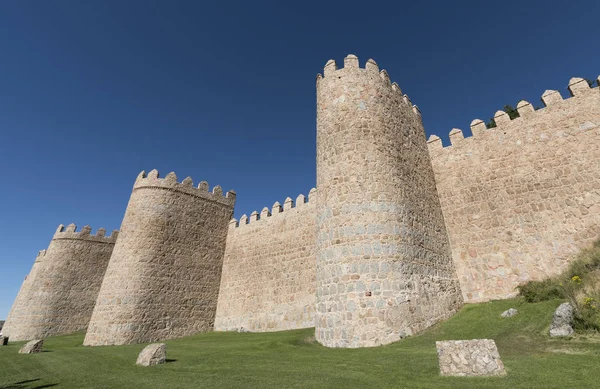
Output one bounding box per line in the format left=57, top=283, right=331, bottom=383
left=19, top=339, right=43, bottom=354
left=436, top=339, right=506, bottom=377
left=136, top=343, right=166, bottom=366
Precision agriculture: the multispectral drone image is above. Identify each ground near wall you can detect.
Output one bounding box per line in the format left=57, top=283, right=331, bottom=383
left=1, top=299, right=599, bottom=389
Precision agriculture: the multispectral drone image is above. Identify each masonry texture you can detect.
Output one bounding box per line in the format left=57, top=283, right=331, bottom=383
left=3, top=225, right=117, bottom=341
left=215, top=190, right=316, bottom=332
left=429, top=79, right=600, bottom=302
left=314, top=55, right=463, bottom=347
left=83, top=171, right=235, bottom=346
left=436, top=339, right=506, bottom=376
left=5, top=55, right=600, bottom=349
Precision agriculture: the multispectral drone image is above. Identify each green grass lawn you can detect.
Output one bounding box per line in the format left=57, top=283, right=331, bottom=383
left=2, top=298, right=599, bottom=389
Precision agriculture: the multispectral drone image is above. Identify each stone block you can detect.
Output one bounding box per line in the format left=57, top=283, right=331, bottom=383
left=19, top=339, right=43, bottom=354
left=136, top=343, right=167, bottom=366
left=436, top=339, right=506, bottom=376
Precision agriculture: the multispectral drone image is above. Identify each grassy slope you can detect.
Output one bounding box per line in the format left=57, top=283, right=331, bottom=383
left=2, top=299, right=599, bottom=389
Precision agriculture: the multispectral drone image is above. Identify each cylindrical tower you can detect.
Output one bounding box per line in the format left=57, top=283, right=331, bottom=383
left=2, top=249, right=46, bottom=339
left=2, top=224, right=118, bottom=341
left=83, top=170, right=235, bottom=346
left=315, top=54, right=463, bottom=348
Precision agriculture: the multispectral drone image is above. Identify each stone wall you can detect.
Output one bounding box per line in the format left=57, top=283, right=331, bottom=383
left=2, top=250, right=46, bottom=338
left=429, top=78, right=600, bottom=302
left=214, top=189, right=317, bottom=332
left=83, top=170, right=235, bottom=346
left=2, top=225, right=117, bottom=341
left=314, top=55, right=463, bottom=348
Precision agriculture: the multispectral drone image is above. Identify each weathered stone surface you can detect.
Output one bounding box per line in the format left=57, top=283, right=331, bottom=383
left=215, top=191, right=316, bottom=333
left=314, top=55, right=463, bottom=348
left=84, top=172, right=235, bottom=346
left=501, top=308, right=518, bottom=318
left=429, top=83, right=600, bottom=303
left=0, top=336, right=8, bottom=346
left=550, top=302, right=574, bottom=337
left=136, top=343, right=166, bottom=366
left=3, top=227, right=117, bottom=341
left=19, top=339, right=43, bottom=354
left=436, top=339, right=506, bottom=376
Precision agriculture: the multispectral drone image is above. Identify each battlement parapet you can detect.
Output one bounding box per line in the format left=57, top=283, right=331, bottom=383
left=428, top=76, right=600, bottom=152
left=230, top=188, right=316, bottom=228
left=35, top=249, right=47, bottom=262
left=134, top=169, right=236, bottom=207
left=316, top=54, right=420, bottom=117
left=52, top=224, right=119, bottom=243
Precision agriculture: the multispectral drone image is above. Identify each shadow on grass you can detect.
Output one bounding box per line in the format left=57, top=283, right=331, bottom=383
left=0, top=378, right=59, bottom=389
left=165, top=359, right=177, bottom=363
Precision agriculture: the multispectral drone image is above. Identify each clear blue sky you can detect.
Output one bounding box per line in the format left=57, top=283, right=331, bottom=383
left=1, top=0, right=599, bottom=319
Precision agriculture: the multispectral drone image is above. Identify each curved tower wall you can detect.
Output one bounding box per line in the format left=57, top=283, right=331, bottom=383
left=2, top=250, right=46, bottom=339
left=83, top=170, right=235, bottom=346
left=315, top=55, right=463, bottom=348
left=2, top=224, right=118, bottom=341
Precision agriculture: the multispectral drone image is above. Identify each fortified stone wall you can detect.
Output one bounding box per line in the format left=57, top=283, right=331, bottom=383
left=314, top=55, right=463, bottom=348
left=2, top=224, right=118, bottom=341
left=84, top=170, right=235, bottom=346
left=429, top=77, right=600, bottom=302
left=215, top=189, right=317, bottom=332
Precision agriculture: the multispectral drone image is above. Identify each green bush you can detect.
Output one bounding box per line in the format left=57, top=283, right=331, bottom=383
left=517, top=278, right=563, bottom=302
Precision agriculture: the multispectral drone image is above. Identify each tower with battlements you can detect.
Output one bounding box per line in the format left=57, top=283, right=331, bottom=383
left=83, top=170, right=235, bottom=346
left=314, top=55, right=463, bottom=347
left=2, top=224, right=118, bottom=341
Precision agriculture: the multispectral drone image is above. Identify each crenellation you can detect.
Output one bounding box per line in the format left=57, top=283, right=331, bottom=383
left=493, top=110, right=511, bottom=125
left=365, top=58, right=379, bottom=73
left=517, top=100, right=534, bottom=116
left=470, top=119, right=486, bottom=136
left=323, top=59, right=337, bottom=76
left=568, top=77, right=590, bottom=96
left=260, top=207, right=271, bottom=218
left=283, top=197, right=294, bottom=211
left=198, top=180, right=209, bottom=191
left=430, top=80, right=599, bottom=152
left=542, top=89, right=563, bottom=106
left=379, top=69, right=391, bottom=83
left=52, top=223, right=118, bottom=243
left=233, top=190, right=315, bottom=228
left=134, top=169, right=234, bottom=207
left=449, top=128, right=464, bottom=145
left=344, top=53, right=359, bottom=68
left=308, top=187, right=317, bottom=202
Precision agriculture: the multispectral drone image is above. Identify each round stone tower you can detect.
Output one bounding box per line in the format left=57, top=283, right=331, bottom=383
left=2, top=224, right=118, bottom=341
left=83, top=170, right=235, bottom=346
left=315, top=54, right=463, bottom=348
